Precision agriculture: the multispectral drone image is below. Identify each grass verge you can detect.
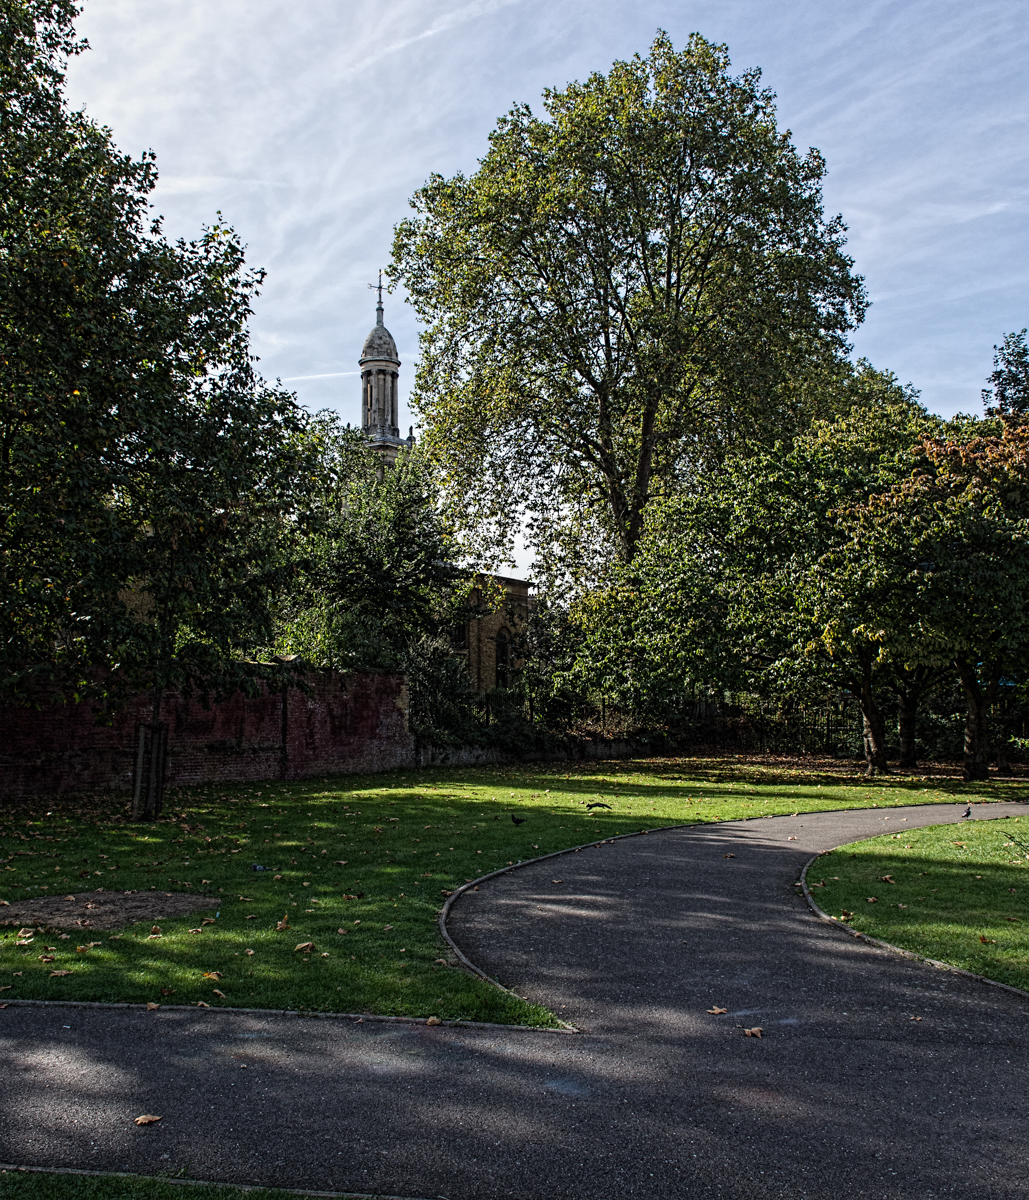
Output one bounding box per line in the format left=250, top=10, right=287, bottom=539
left=0, top=1169, right=353, bottom=1199
left=811, top=815, right=1029, bottom=991
left=1, top=757, right=1021, bottom=1023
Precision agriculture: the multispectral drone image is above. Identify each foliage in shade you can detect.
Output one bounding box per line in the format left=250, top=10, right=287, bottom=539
left=0, top=0, right=312, bottom=713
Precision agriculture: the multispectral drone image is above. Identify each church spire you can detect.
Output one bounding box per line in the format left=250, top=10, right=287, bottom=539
left=359, top=275, right=410, bottom=466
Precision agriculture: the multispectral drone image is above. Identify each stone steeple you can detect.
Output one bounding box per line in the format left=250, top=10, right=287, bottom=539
left=360, top=275, right=414, bottom=465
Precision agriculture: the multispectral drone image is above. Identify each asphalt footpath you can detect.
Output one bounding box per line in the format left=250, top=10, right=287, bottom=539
left=1, top=801, right=1027, bottom=1200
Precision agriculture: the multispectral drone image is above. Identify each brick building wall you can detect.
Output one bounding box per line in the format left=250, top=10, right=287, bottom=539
left=0, top=671, right=414, bottom=798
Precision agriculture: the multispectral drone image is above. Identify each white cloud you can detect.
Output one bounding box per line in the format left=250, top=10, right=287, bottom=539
left=64, top=0, right=1029, bottom=421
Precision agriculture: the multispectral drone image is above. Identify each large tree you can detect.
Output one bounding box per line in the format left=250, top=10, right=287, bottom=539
left=392, top=31, right=866, bottom=581
left=0, top=0, right=309, bottom=717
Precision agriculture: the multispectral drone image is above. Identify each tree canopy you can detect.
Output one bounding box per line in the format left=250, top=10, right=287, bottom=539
left=392, top=31, right=867, bottom=583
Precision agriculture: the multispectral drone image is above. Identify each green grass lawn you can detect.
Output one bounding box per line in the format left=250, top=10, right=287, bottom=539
left=0, top=1170, right=344, bottom=1200
left=811, top=815, right=1029, bottom=991
left=1, top=757, right=1022, bottom=1024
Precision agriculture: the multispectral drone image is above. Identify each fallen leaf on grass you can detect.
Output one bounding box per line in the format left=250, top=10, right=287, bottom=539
left=202, top=971, right=223, bottom=979
left=744, top=1027, right=763, bottom=1038
left=196, top=1001, right=210, bottom=1008
left=201, top=918, right=216, bottom=926
left=238, top=896, right=254, bottom=902
left=134, top=1114, right=161, bottom=1125
left=49, top=970, right=72, bottom=977
left=212, top=989, right=226, bottom=998
left=275, top=914, right=290, bottom=931
left=146, top=1003, right=159, bottom=1011
left=38, top=955, right=55, bottom=963
left=840, top=911, right=853, bottom=920
left=160, top=989, right=174, bottom=996
left=245, top=915, right=257, bottom=920
left=245, top=949, right=255, bottom=956
left=1007, top=917, right=1021, bottom=922
left=187, top=928, right=202, bottom=935
left=150, top=926, right=161, bottom=934
left=952, top=842, right=966, bottom=848
left=866, top=897, right=878, bottom=903
left=383, top=924, right=394, bottom=931
left=0, top=986, right=11, bottom=992
left=14, top=939, right=33, bottom=946
left=294, top=942, right=315, bottom=953
left=880, top=876, right=895, bottom=884
left=980, top=936, right=997, bottom=944
left=707, top=1007, right=728, bottom=1014
left=334, top=861, right=347, bottom=866
left=273, top=874, right=283, bottom=880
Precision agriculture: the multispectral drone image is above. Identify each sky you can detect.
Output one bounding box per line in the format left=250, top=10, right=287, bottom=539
left=64, top=0, right=1028, bottom=432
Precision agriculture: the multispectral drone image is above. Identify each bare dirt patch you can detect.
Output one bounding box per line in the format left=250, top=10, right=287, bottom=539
left=0, top=889, right=217, bottom=931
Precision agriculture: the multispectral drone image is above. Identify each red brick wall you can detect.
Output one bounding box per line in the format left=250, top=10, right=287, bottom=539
left=0, top=672, right=414, bottom=797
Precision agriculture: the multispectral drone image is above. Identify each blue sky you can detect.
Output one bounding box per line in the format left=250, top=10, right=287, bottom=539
left=65, top=0, right=1027, bottom=431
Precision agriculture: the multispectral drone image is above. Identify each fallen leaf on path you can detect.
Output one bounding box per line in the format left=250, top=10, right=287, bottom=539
left=294, top=942, right=315, bottom=953
left=426, top=1016, right=441, bottom=1026
left=707, top=1007, right=728, bottom=1014
left=744, top=1027, right=763, bottom=1038
left=787, top=836, right=797, bottom=841
left=723, top=854, right=735, bottom=859
left=134, top=1114, right=161, bottom=1125
left=910, top=1016, right=922, bottom=1022
left=146, top=1003, right=159, bottom=1011
left=552, top=879, right=562, bottom=884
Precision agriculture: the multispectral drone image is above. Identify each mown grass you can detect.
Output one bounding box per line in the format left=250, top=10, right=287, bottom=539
left=812, top=815, right=1029, bottom=991
left=0, top=1170, right=341, bottom=1199
left=0, top=757, right=1021, bottom=1024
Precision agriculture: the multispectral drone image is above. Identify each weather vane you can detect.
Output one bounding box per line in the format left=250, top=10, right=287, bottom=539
left=368, top=270, right=384, bottom=305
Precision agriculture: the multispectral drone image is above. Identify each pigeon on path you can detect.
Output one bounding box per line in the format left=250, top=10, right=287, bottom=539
left=961, top=806, right=972, bottom=819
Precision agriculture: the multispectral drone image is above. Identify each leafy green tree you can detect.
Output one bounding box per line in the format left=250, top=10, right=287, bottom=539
left=274, top=415, right=461, bottom=673
left=392, top=31, right=867, bottom=581
left=983, top=329, right=1029, bottom=419
left=847, top=421, right=1029, bottom=779
left=0, top=0, right=310, bottom=729
left=584, top=393, right=938, bottom=772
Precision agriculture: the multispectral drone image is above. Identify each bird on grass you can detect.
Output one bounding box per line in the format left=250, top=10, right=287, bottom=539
left=961, top=806, right=972, bottom=819
left=511, top=814, right=527, bottom=825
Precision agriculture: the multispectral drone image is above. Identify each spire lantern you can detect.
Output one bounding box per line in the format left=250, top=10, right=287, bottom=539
left=359, top=274, right=408, bottom=465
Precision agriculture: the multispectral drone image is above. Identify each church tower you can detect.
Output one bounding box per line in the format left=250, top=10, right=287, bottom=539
left=360, top=277, right=414, bottom=465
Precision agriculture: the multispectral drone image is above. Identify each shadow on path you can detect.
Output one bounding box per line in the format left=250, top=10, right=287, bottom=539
left=1, top=803, right=1026, bottom=1200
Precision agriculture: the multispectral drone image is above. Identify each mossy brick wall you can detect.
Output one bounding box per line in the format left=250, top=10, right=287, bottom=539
left=0, top=672, right=414, bottom=797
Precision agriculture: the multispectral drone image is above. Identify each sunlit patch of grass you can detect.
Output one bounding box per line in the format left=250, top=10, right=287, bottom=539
left=814, top=816, right=1029, bottom=991
left=1, top=758, right=1017, bottom=1024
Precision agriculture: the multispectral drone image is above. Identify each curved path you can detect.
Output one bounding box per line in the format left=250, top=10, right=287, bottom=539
left=2, top=802, right=1028, bottom=1200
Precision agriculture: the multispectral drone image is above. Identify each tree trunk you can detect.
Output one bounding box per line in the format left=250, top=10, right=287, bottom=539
left=852, top=654, right=890, bottom=776
left=954, top=656, right=1001, bottom=782
left=897, top=684, right=920, bottom=770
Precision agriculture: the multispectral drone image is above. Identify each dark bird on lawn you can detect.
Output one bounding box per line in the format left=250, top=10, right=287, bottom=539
left=511, top=814, right=527, bottom=825
left=961, top=806, right=972, bottom=819
left=586, top=803, right=612, bottom=810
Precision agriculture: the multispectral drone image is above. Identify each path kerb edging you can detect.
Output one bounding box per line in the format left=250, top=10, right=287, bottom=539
left=799, top=847, right=1029, bottom=1004
left=0, top=1162, right=434, bottom=1200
